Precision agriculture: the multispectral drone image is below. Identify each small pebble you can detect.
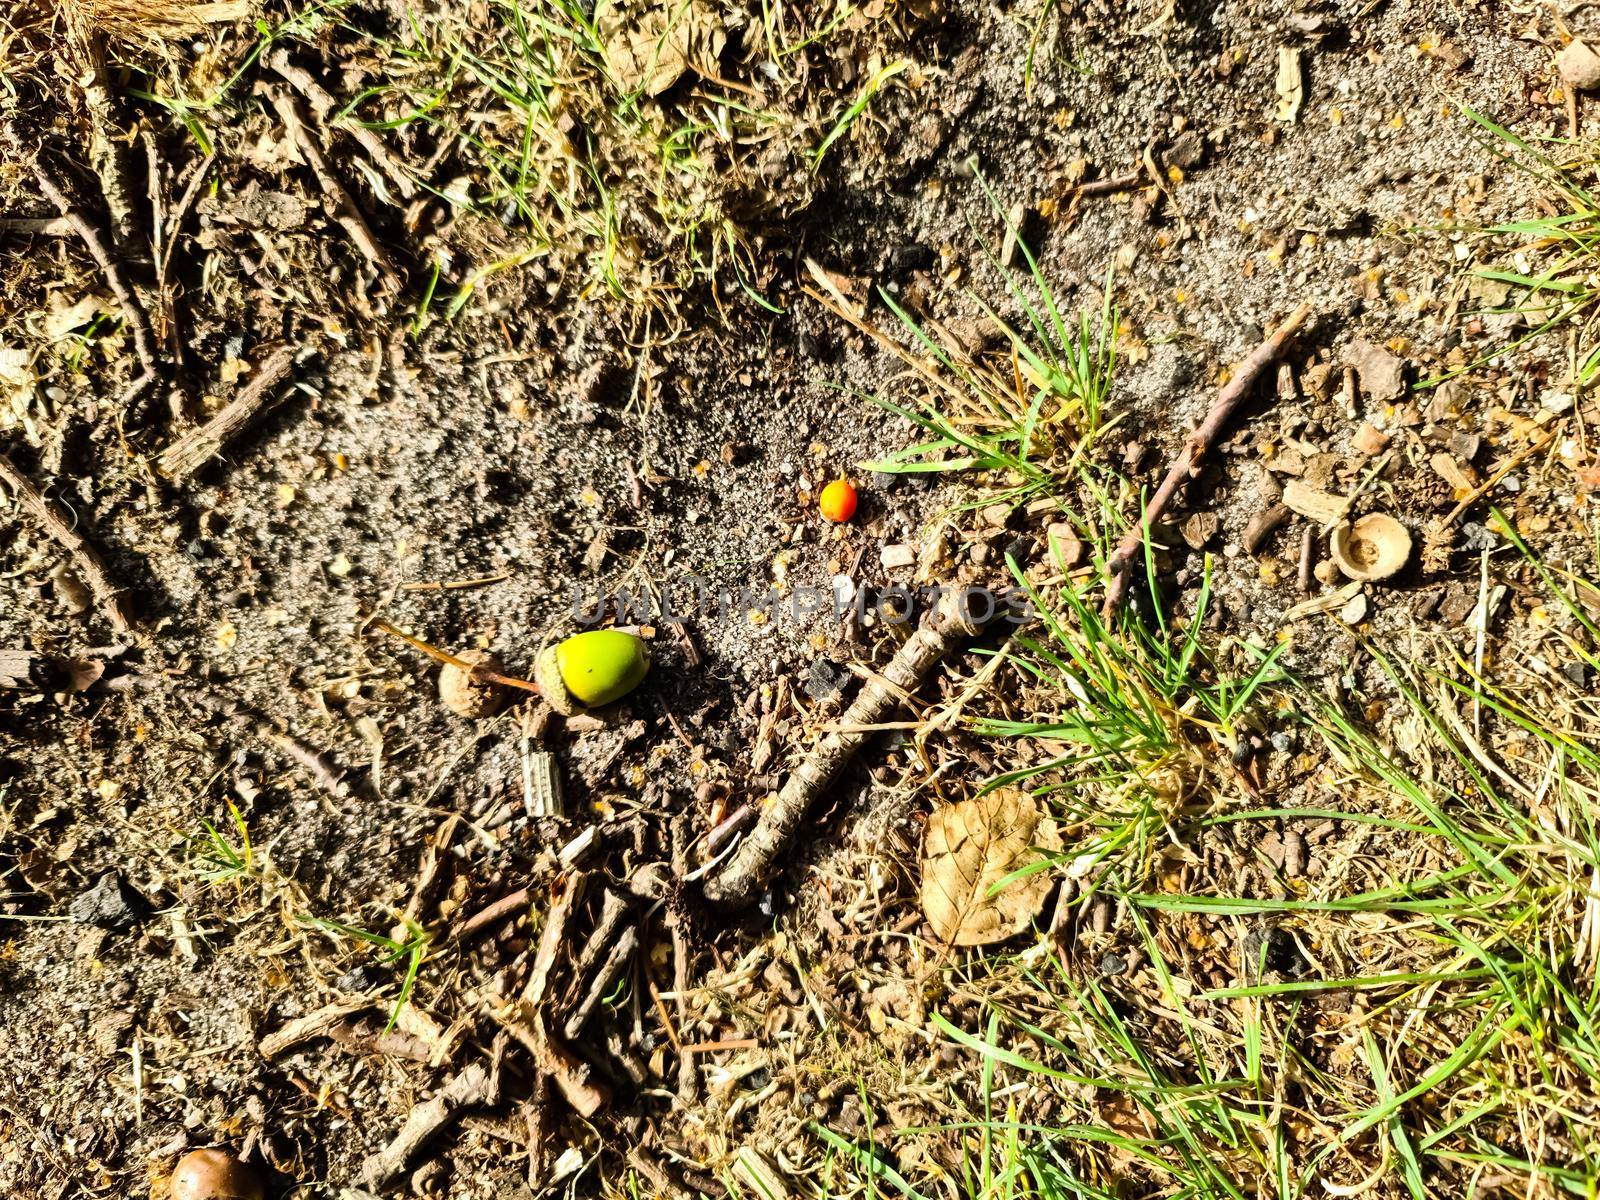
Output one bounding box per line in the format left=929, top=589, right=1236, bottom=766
left=1099, top=951, right=1128, bottom=976
left=1339, top=591, right=1369, bottom=625
left=1461, top=522, right=1498, bottom=553
left=880, top=544, right=916, bottom=570
left=1559, top=39, right=1600, bottom=91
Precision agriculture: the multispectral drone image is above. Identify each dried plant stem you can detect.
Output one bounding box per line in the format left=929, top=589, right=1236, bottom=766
left=1102, top=303, right=1313, bottom=616
left=156, top=344, right=299, bottom=480
left=20, top=142, right=161, bottom=395
left=0, top=453, right=135, bottom=632
left=371, top=619, right=542, bottom=695
left=79, top=33, right=140, bottom=251
left=266, top=90, right=400, bottom=294
left=702, top=592, right=995, bottom=906
left=267, top=50, right=417, bottom=200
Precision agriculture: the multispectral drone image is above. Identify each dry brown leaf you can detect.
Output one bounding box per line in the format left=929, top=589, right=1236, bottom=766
left=920, top=788, right=1060, bottom=946
left=597, top=0, right=724, bottom=97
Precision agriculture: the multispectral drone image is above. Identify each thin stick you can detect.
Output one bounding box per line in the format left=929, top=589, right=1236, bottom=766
left=448, top=885, right=531, bottom=946
left=1074, top=170, right=1144, bottom=197
left=1437, top=425, right=1559, bottom=528
left=0, top=453, right=135, bottom=632
left=669, top=816, right=697, bottom=1103
left=371, top=619, right=542, bottom=695
left=18, top=139, right=160, bottom=386
left=0, top=216, right=74, bottom=236
left=702, top=590, right=996, bottom=906
left=110, top=674, right=354, bottom=799
left=266, top=90, right=400, bottom=294
left=155, top=344, right=300, bottom=480
left=158, top=153, right=215, bottom=291
left=682, top=1038, right=758, bottom=1055
left=1102, top=303, right=1313, bottom=615
left=267, top=50, right=417, bottom=200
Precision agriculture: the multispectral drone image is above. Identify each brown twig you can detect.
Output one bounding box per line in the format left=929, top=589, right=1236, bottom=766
left=362, top=1056, right=500, bottom=1190
left=0, top=453, right=136, bottom=632
left=1241, top=502, right=1291, bottom=556
left=371, top=619, right=542, bottom=695
left=1074, top=169, right=1145, bottom=197
left=447, top=885, right=531, bottom=946
left=17, top=138, right=162, bottom=400
left=267, top=50, right=418, bottom=200
left=266, top=89, right=400, bottom=295
left=111, top=673, right=355, bottom=798
left=79, top=33, right=140, bottom=253
left=1102, top=303, right=1313, bottom=616
left=155, top=344, right=300, bottom=480
left=561, top=922, right=639, bottom=1040
left=669, top=816, right=697, bottom=1103
left=682, top=1037, right=758, bottom=1055
left=702, top=590, right=997, bottom=906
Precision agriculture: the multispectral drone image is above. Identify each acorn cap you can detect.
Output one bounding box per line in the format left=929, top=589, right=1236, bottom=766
left=1329, top=513, right=1412, bottom=582
left=536, top=644, right=580, bottom=716
left=439, top=650, right=508, bottom=719
left=170, top=1148, right=262, bottom=1200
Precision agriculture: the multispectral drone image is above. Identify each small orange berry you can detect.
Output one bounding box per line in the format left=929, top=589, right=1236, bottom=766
left=818, top=478, right=858, bottom=523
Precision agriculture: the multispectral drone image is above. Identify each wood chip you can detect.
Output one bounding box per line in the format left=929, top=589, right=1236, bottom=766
left=1281, top=480, right=1349, bottom=524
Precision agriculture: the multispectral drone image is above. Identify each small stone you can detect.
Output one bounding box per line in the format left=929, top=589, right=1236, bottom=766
left=1351, top=422, right=1390, bottom=456
left=804, top=657, right=851, bottom=704
left=890, top=243, right=936, bottom=274
left=69, top=871, right=151, bottom=931
left=1270, top=731, right=1293, bottom=753
left=1166, top=129, right=1205, bottom=169
left=1241, top=924, right=1306, bottom=976
left=1563, top=661, right=1590, bottom=687
left=1343, top=339, right=1406, bottom=401
left=1314, top=559, right=1340, bottom=585
left=1098, top=951, right=1128, bottom=976
left=871, top=471, right=899, bottom=491
left=1542, top=390, right=1576, bottom=414
left=1046, top=522, right=1085, bottom=567
left=1461, top=522, right=1498, bottom=553
left=1339, top=591, right=1369, bottom=625
left=879, top=544, right=916, bottom=571
left=1439, top=587, right=1475, bottom=625
left=1560, top=39, right=1600, bottom=91
left=1449, top=430, right=1481, bottom=462
left=1180, top=511, right=1220, bottom=550
left=335, top=964, right=387, bottom=993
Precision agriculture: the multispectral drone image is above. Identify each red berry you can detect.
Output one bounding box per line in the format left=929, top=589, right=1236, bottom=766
left=818, top=479, right=858, bottom=523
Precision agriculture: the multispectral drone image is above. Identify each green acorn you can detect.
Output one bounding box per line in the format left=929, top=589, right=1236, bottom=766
left=536, top=630, right=650, bottom=715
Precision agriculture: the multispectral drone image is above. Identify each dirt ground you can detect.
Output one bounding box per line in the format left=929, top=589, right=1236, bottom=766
left=4, top=0, right=1600, bottom=1197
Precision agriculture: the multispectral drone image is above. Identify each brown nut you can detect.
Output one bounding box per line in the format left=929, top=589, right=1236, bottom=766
left=439, top=650, right=508, bottom=718
left=1329, top=514, right=1412, bottom=582
left=171, top=1148, right=262, bottom=1200
left=1561, top=39, right=1600, bottom=92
